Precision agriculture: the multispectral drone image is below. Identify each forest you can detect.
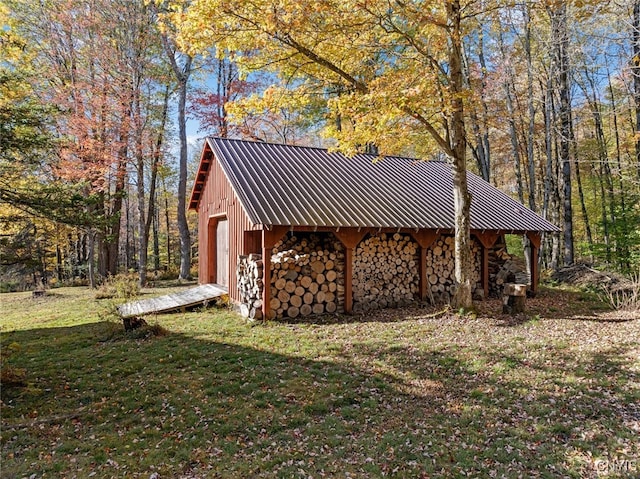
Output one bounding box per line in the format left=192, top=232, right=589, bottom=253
left=1, top=0, right=639, bottom=294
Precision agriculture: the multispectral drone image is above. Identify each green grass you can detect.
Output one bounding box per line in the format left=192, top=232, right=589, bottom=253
left=1, top=285, right=639, bottom=478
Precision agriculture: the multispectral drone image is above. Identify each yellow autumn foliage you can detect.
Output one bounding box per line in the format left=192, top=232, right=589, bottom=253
left=174, top=0, right=469, bottom=159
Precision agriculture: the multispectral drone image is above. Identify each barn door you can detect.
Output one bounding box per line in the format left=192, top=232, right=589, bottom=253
left=216, top=219, right=229, bottom=288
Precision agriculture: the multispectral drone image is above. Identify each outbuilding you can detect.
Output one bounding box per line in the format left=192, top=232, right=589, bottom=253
left=189, top=137, right=557, bottom=320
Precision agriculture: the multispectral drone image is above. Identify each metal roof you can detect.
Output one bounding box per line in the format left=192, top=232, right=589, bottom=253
left=191, top=137, right=558, bottom=233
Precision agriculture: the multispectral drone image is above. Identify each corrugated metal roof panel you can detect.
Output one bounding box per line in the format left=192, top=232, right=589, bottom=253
left=206, top=137, right=558, bottom=232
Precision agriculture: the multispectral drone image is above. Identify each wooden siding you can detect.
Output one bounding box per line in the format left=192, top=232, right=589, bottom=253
left=196, top=144, right=261, bottom=303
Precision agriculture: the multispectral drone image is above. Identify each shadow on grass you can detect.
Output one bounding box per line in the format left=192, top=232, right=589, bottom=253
left=349, top=341, right=639, bottom=476
left=279, top=287, right=632, bottom=328
left=477, top=288, right=640, bottom=326
left=277, top=305, right=449, bottom=326
left=1, top=320, right=638, bottom=478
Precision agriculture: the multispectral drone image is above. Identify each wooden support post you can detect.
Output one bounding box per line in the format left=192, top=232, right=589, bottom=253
left=419, top=247, right=428, bottom=301
left=531, top=246, right=539, bottom=295
left=261, top=243, right=271, bottom=320
left=409, top=230, right=440, bottom=303
left=482, top=245, right=489, bottom=299
left=334, top=229, right=368, bottom=314
left=344, top=247, right=354, bottom=313
left=527, top=232, right=541, bottom=296
left=261, top=226, right=288, bottom=320
left=473, top=232, right=500, bottom=300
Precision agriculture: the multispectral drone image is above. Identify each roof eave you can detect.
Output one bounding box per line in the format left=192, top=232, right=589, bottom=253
left=188, top=138, right=215, bottom=211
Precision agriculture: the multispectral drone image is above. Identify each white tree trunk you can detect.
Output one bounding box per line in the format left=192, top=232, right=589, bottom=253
left=447, top=0, right=473, bottom=310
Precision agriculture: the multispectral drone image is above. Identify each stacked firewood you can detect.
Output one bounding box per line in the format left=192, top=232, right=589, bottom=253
left=238, top=232, right=497, bottom=319
left=489, top=240, right=516, bottom=297
left=352, top=233, right=419, bottom=311
left=425, top=235, right=482, bottom=304
left=237, top=254, right=264, bottom=320
left=269, top=234, right=345, bottom=319
left=488, top=239, right=526, bottom=297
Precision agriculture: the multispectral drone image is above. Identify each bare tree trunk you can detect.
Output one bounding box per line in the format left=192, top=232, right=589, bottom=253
left=96, top=193, right=108, bottom=279
left=499, top=25, right=533, bottom=275
left=145, top=86, right=169, bottom=241
left=585, top=72, right=613, bottom=263
left=524, top=4, right=537, bottom=213
left=136, top=85, right=169, bottom=286
left=607, top=61, right=631, bottom=271
left=162, top=175, right=172, bottom=269
left=153, top=198, right=161, bottom=272
left=551, top=4, right=574, bottom=265
left=506, top=75, right=525, bottom=206
left=88, top=230, right=96, bottom=289
left=542, top=77, right=560, bottom=270
left=633, top=0, right=640, bottom=181
left=56, top=243, right=62, bottom=282
left=465, top=26, right=490, bottom=182
left=176, top=68, right=192, bottom=280
left=217, top=58, right=229, bottom=137
left=125, top=193, right=132, bottom=270
left=155, top=1, right=193, bottom=281
left=135, top=115, right=147, bottom=286
left=105, top=140, right=128, bottom=276
left=477, top=30, right=491, bottom=183
left=598, top=160, right=612, bottom=263
left=448, top=0, right=473, bottom=310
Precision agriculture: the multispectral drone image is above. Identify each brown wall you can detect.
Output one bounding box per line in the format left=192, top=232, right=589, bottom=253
left=196, top=146, right=261, bottom=302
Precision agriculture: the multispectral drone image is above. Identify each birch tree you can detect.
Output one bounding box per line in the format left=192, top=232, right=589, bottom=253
left=153, top=1, right=193, bottom=281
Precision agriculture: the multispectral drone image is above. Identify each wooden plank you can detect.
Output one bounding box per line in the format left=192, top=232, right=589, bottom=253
left=117, top=284, right=228, bottom=318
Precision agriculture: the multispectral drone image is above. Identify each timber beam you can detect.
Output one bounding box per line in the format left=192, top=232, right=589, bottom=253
left=526, top=231, right=542, bottom=296
left=334, top=228, right=368, bottom=314
left=261, top=226, right=289, bottom=320
left=473, top=232, right=501, bottom=300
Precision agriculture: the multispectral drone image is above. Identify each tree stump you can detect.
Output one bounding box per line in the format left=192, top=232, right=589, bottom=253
left=502, top=283, right=527, bottom=314
left=123, top=317, right=148, bottom=331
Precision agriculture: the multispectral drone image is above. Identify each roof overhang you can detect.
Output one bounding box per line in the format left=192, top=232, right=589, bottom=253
left=188, top=139, right=214, bottom=211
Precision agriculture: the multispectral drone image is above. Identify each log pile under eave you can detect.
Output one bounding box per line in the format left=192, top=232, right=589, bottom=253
left=237, top=231, right=511, bottom=321
left=425, top=235, right=482, bottom=303
left=269, top=234, right=345, bottom=319
left=352, top=233, right=419, bottom=312
left=237, top=254, right=264, bottom=320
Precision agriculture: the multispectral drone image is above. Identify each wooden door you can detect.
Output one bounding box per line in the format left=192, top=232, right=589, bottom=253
left=216, top=219, right=229, bottom=288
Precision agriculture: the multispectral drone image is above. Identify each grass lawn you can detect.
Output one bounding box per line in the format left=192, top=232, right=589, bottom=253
left=1, top=285, right=639, bottom=478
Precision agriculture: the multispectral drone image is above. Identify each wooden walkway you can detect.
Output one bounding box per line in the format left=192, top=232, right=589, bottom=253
left=117, top=284, right=228, bottom=318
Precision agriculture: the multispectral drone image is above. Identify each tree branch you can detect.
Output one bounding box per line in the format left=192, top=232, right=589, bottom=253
left=402, top=106, right=454, bottom=158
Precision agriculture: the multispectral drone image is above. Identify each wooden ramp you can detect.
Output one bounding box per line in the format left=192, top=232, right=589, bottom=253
left=117, top=284, right=228, bottom=318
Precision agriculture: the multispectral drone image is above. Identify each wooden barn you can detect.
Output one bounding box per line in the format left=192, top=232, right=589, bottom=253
left=189, top=138, right=558, bottom=320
